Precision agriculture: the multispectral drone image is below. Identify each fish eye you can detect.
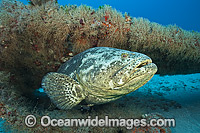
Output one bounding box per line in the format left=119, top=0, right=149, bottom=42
left=121, top=53, right=128, bottom=59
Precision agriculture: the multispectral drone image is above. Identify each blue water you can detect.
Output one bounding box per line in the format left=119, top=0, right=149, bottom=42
left=19, top=0, right=200, bottom=32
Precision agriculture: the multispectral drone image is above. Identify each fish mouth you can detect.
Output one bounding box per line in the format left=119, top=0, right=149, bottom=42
left=120, top=60, right=157, bottom=90
left=111, top=57, right=157, bottom=89
left=114, top=59, right=157, bottom=88
left=129, top=59, right=157, bottom=80
left=131, top=59, right=156, bottom=72
left=136, top=59, right=152, bottom=69
left=116, top=59, right=157, bottom=94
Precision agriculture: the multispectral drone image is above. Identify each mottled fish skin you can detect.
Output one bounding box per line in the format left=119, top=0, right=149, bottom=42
left=42, top=47, right=157, bottom=109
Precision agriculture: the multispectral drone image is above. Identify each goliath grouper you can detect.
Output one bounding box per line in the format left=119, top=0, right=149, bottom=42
left=42, top=47, right=157, bottom=110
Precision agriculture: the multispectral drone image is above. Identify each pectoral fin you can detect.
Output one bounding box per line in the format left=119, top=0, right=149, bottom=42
left=41, top=72, right=85, bottom=110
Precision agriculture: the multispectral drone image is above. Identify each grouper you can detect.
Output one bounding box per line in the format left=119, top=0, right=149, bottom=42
left=42, top=47, right=157, bottom=110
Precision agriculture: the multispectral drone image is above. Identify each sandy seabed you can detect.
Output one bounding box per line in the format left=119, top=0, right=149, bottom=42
left=137, top=73, right=200, bottom=132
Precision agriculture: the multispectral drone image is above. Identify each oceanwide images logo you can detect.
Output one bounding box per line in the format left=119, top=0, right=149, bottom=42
left=25, top=115, right=175, bottom=129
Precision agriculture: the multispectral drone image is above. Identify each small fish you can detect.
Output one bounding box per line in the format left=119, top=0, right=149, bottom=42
left=175, top=27, right=180, bottom=34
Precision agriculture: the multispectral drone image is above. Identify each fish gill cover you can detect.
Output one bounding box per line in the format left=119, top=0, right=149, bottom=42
left=0, top=0, right=200, bottom=132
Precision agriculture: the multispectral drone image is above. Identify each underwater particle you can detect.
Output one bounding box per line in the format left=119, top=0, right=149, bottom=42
left=3, top=44, right=8, bottom=49
left=68, top=52, right=73, bottom=56
left=41, top=47, right=157, bottom=110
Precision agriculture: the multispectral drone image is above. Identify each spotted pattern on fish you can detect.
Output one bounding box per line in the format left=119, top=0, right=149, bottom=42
left=42, top=47, right=157, bottom=109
